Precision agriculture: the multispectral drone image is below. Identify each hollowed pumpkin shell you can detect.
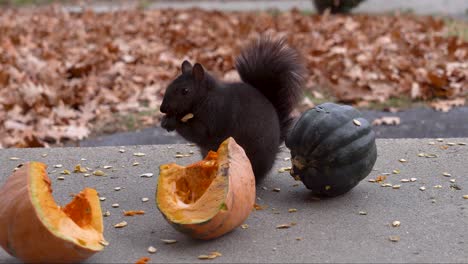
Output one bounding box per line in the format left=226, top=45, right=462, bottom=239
left=0, top=162, right=106, bottom=263
left=156, top=137, right=256, bottom=240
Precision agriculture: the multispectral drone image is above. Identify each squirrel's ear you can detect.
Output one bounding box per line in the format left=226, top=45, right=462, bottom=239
left=181, top=60, right=193, bottom=74
left=192, top=63, right=205, bottom=82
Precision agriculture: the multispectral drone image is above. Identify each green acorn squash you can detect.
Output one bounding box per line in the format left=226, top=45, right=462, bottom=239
left=285, top=103, right=377, bottom=197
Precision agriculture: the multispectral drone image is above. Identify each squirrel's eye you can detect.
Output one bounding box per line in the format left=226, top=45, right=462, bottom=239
left=182, top=88, right=189, bottom=95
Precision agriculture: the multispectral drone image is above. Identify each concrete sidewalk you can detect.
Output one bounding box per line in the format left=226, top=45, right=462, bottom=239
left=1, top=138, right=467, bottom=263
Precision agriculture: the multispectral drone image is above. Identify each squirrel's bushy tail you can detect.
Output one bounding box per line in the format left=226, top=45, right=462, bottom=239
left=235, top=36, right=305, bottom=141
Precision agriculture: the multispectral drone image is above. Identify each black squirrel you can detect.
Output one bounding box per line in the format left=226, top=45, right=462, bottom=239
left=160, top=36, right=305, bottom=182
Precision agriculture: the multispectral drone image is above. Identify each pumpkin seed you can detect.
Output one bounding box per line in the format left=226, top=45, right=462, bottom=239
left=392, top=185, right=401, bottom=189
left=353, top=119, right=361, bottom=126
left=392, top=170, right=400, bottom=174
left=147, top=246, right=157, bottom=254
left=241, top=224, right=249, bottom=229
left=463, top=195, right=468, bottom=199
left=450, top=179, right=456, bottom=183
left=103, top=165, right=113, bottom=169
left=99, top=240, right=110, bottom=246
left=436, top=138, right=444, bottom=142
left=54, top=164, right=63, bottom=168
left=399, top=159, right=407, bottom=163
left=161, top=239, right=177, bottom=244
left=9, top=157, right=20, bottom=160
left=278, top=167, right=292, bottom=173
left=114, top=221, right=127, bottom=228
left=442, top=172, right=451, bottom=177
left=112, top=203, right=120, bottom=208
left=41, top=153, right=48, bottom=157
left=99, top=197, right=106, bottom=201
left=389, top=236, right=400, bottom=242
left=392, top=221, right=401, bottom=227
left=57, top=176, right=65, bottom=180
left=276, top=223, right=292, bottom=229
left=114, top=187, right=121, bottom=191
left=103, top=211, right=111, bottom=217
left=84, top=173, right=91, bottom=177
left=140, top=173, right=153, bottom=178
left=133, top=152, right=146, bottom=157
left=410, top=178, right=417, bottom=182
left=119, top=149, right=126, bottom=153
left=74, top=164, right=87, bottom=173
left=359, top=211, right=367, bottom=215
left=132, top=162, right=140, bottom=166
left=288, top=208, right=297, bottom=213
left=93, top=170, right=105, bottom=176
left=141, top=197, right=149, bottom=202
left=273, top=188, right=281, bottom=192
left=197, top=255, right=211, bottom=260
left=181, top=113, right=194, bottom=122
left=419, top=186, right=426, bottom=191
left=417, top=153, right=425, bottom=157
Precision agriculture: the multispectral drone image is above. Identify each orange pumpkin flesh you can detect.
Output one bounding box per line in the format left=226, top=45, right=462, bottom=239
left=156, top=137, right=256, bottom=240
left=0, top=162, right=106, bottom=263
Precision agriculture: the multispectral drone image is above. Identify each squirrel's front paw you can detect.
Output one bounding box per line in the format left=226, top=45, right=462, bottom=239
left=161, top=115, right=177, bottom=132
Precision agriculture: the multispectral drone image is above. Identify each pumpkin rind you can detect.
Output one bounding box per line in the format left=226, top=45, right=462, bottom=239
left=156, top=137, right=256, bottom=240
left=286, top=103, right=377, bottom=197
left=0, top=162, right=106, bottom=263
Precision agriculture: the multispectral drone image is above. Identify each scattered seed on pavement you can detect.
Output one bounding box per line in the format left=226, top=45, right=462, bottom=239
left=278, top=167, right=291, bottom=173
left=353, top=119, right=361, bottom=126
left=140, top=173, right=153, bottom=178
left=119, top=149, right=126, bottom=153
left=359, top=211, right=368, bottom=215
left=392, top=221, right=401, bottom=227
left=410, top=178, right=417, bottom=182
left=9, top=157, right=20, bottom=160
left=288, top=208, right=297, bottom=213
left=241, top=224, right=249, bottom=229
left=103, top=165, right=113, bottom=169
left=114, top=187, right=121, bottom=191
left=442, top=172, right=451, bottom=177
left=99, top=240, right=110, bottom=246
left=147, top=246, right=157, bottom=254
left=99, top=197, right=106, bottom=201
left=103, top=211, right=111, bottom=217
left=93, top=170, right=105, bottom=176
left=112, top=203, right=120, bottom=208
left=463, top=195, right=468, bottom=199
left=114, top=221, right=128, bottom=228
left=133, top=152, right=146, bottom=157
left=399, top=159, right=407, bottom=163
left=392, top=185, right=401, bottom=189
left=141, top=197, right=149, bottom=202
left=389, top=236, right=400, bottom=242
left=272, top=188, right=281, bottom=192
left=132, top=162, right=140, bottom=166
left=57, top=176, right=65, bottom=180
left=54, top=164, right=63, bottom=168
left=419, top=186, right=426, bottom=191
left=161, top=239, right=177, bottom=244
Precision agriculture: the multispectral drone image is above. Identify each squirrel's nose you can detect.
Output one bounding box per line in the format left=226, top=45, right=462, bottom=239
left=160, top=102, right=168, bottom=114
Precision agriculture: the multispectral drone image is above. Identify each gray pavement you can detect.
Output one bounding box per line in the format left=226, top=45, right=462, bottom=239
left=78, top=107, right=468, bottom=147
left=1, top=138, right=467, bottom=263
left=63, top=0, right=468, bottom=18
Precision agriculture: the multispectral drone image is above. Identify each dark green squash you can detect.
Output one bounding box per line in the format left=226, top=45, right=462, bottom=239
left=285, top=103, right=377, bottom=197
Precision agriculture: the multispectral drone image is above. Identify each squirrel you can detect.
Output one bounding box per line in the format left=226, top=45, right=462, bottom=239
left=160, top=36, right=305, bottom=182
